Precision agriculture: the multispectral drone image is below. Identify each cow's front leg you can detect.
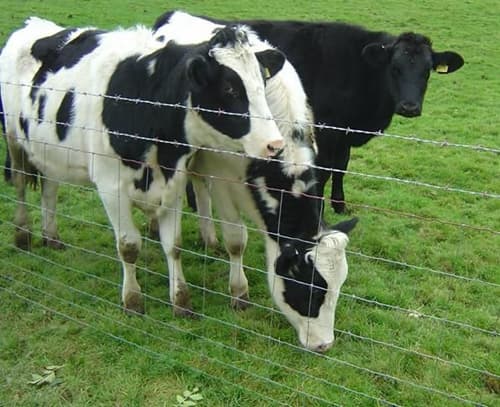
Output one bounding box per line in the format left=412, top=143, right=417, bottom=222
left=221, top=220, right=249, bottom=310
left=157, top=192, right=193, bottom=317
left=330, top=145, right=351, bottom=214
left=41, top=177, right=64, bottom=249
left=97, top=182, right=144, bottom=314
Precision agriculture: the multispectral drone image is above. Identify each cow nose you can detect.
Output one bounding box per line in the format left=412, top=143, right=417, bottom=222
left=314, top=341, right=333, bottom=353
left=266, top=139, right=284, bottom=157
left=397, top=102, right=421, bottom=117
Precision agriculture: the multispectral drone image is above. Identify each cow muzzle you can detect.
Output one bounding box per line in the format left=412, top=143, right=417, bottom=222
left=396, top=101, right=422, bottom=117
left=266, top=139, right=284, bottom=157
left=304, top=340, right=334, bottom=353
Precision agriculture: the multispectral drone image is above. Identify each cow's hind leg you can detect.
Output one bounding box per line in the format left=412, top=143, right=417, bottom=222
left=191, top=175, right=218, bottom=249
left=41, top=177, right=64, bottom=249
left=221, top=219, right=249, bottom=310
left=97, top=183, right=144, bottom=315
left=8, top=144, right=33, bottom=250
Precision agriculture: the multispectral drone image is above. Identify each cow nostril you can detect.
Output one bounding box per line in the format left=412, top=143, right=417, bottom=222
left=315, top=341, right=333, bottom=353
left=266, top=139, right=284, bottom=156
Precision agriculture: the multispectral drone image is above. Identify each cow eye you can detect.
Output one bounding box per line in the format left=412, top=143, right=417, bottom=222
left=223, top=84, right=239, bottom=98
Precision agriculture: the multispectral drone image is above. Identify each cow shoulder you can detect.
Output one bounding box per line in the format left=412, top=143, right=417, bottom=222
left=31, top=28, right=104, bottom=101
left=102, top=41, right=191, bottom=174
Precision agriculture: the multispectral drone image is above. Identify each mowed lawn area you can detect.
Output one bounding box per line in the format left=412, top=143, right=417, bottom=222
left=0, top=1, right=498, bottom=406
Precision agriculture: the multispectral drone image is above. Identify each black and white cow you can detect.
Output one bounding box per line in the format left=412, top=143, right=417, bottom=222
left=155, top=11, right=465, bottom=214
left=0, top=17, right=287, bottom=315
left=154, top=12, right=358, bottom=352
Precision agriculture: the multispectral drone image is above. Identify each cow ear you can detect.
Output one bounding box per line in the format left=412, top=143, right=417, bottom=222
left=362, top=43, right=390, bottom=68
left=326, top=217, right=359, bottom=235
left=256, top=49, right=285, bottom=80
left=432, top=51, right=464, bottom=74
left=187, top=55, right=211, bottom=91
left=275, top=242, right=299, bottom=277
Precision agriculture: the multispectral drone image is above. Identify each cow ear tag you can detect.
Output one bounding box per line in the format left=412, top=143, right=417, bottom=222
left=264, top=67, right=271, bottom=79
left=436, top=64, right=449, bottom=73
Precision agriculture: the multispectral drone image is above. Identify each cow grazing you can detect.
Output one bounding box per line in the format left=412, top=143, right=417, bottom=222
left=0, top=17, right=287, bottom=315
left=155, top=11, right=465, bottom=213
left=154, top=12, right=358, bottom=352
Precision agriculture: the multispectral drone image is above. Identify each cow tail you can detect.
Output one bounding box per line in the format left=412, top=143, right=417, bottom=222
left=0, top=70, right=13, bottom=185
left=0, top=70, right=38, bottom=189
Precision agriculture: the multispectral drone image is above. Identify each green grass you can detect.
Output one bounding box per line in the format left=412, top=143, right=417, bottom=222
left=1, top=0, right=499, bottom=406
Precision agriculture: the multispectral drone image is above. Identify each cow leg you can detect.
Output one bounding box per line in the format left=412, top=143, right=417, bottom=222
left=185, top=181, right=197, bottom=211
left=97, top=183, right=144, bottom=315
left=330, top=145, right=351, bottom=214
left=315, top=166, right=331, bottom=205
left=191, top=175, right=218, bottom=248
left=157, top=191, right=193, bottom=317
left=221, top=220, right=249, bottom=310
left=41, top=177, right=64, bottom=249
left=8, top=144, right=32, bottom=250
left=4, top=147, right=12, bottom=185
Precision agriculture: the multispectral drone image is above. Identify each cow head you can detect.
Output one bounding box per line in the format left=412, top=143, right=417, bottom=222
left=270, top=217, right=358, bottom=352
left=186, top=25, right=286, bottom=158
left=362, top=32, right=464, bottom=117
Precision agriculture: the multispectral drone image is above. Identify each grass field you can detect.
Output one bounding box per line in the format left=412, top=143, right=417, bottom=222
left=0, top=1, right=499, bottom=406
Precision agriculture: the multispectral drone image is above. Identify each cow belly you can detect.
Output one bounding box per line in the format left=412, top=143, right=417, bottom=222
left=129, top=178, right=164, bottom=217
left=21, top=137, right=91, bottom=184
left=129, top=156, right=189, bottom=218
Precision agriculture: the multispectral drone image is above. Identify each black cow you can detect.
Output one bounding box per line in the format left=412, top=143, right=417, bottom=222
left=155, top=11, right=465, bottom=213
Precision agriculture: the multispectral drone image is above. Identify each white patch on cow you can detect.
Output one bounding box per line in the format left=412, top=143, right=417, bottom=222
left=254, top=176, right=279, bottom=214
left=281, top=144, right=315, bottom=177
left=291, top=177, right=317, bottom=197
left=147, top=58, right=156, bottom=76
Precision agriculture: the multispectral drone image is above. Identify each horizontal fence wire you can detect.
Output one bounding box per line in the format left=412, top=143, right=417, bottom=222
left=1, top=257, right=491, bottom=407
left=2, top=161, right=500, bottom=239
left=1, top=181, right=499, bottom=290
left=1, top=81, right=499, bottom=202
left=2, top=109, right=499, bottom=202
left=1, top=79, right=498, bottom=406
left=2, top=80, right=500, bottom=155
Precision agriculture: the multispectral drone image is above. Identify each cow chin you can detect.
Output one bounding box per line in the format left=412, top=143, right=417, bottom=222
left=295, top=311, right=335, bottom=353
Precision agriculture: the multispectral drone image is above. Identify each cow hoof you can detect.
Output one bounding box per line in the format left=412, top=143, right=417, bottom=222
left=331, top=201, right=347, bottom=214
left=123, top=291, right=145, bottom=315
left=42, top=237, right=65, bottom=250
left=15, top=230, right=32, bottom=251
left=173, top=305, right=197, bottom=318
left=231, top=293, right=251, bottom=310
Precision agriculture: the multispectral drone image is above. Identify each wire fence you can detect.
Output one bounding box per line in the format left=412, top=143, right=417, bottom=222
left=0, top=80, right=499, bottom=406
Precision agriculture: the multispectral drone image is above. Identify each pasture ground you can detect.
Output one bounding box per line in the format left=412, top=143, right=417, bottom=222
left=0, top=1, right=498, bottom=406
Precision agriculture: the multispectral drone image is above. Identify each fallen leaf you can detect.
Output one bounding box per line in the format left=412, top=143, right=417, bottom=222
left=45, top=365, right=64, bottom=371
